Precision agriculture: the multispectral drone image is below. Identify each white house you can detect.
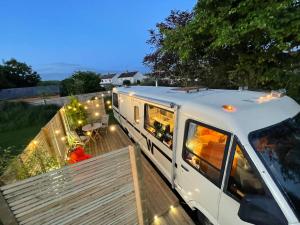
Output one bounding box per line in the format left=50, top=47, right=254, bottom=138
left=114, top=71, right=144, bottom=85
left=100, top=73, right=118, bottom=86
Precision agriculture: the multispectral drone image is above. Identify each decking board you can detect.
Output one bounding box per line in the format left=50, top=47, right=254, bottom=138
left=91, top=125, right=195, bottom=225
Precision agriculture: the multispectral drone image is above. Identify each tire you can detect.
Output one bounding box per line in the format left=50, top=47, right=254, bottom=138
left=197, top=210, right=213, bottom=225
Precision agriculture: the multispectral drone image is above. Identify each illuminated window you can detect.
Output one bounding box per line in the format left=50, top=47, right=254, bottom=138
left=144, top=104, right=174, bottom=149
left=227, top=143, right=264, bottom=200
left=134, top=106, right=140, bottom=124
left=113, top=93, right=118, bottom=108
left=183, top=121, right=229, bottom=185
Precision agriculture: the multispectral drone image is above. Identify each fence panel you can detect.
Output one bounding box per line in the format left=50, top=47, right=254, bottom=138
left=0, top=147, right=144, bottom=225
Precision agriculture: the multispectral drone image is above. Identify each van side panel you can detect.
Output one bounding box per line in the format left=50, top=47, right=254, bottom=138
left=115, top=93, right=173, bottom=182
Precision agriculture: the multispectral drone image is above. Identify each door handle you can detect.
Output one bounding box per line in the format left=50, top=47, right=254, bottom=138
left=181, top=165, right=189, bottom=172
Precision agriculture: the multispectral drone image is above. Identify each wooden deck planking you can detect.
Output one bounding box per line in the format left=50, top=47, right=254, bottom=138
left=86, top=125, right=132, bottom=156
left=90, top=126, right=195, bottom=225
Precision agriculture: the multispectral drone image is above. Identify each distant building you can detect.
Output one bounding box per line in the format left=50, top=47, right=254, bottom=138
left=100, top=73, right=117, bottom=86
left=115, top=71, right=144, bottom=85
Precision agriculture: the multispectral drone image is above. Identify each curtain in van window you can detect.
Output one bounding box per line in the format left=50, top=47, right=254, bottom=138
left=187, top=123, right=197, bottom=142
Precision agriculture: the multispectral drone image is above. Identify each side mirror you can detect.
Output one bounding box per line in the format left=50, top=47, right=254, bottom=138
left=238, top=195, right=287, bottom=225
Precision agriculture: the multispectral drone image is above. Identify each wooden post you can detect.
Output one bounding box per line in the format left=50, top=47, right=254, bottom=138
left=0, top=191, right=18, bottom=225
left=128, top=145, right=148, bottom=225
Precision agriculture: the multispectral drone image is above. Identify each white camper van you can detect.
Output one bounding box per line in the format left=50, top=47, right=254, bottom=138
left=112, top=86, right=300, bottom=225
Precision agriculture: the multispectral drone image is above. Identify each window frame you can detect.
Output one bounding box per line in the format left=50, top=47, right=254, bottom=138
left=143, top=103, right=174, bottom=149
left=223, top=136, right=271, bottom=203
left=134, top=105, right=140, bottom=124
left=182, top=119, right=231, bottom=187
left=112, top=93, right=119, bottom=108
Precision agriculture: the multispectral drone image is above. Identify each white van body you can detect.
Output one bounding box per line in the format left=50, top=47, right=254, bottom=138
left=112, top=86, right=300, bottom=225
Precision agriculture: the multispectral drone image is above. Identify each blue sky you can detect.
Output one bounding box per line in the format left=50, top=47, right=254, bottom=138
left=0, top=0, right=195, bottom=80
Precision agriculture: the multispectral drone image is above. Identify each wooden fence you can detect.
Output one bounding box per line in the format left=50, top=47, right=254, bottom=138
left=0, top=98, right=107, bottom=185
left=28, top=91, right=112, bottom=106
left=0, top=146, right=147, bottom=225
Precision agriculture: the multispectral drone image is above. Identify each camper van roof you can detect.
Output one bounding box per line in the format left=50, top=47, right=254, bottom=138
left=115, top=86, right=300, bottom=137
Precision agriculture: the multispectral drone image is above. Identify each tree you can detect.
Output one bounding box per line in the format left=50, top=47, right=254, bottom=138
left=161, top=0, right=300, bottom=94
left=0, top=59, right=41, bottom=89
left=60, top=71, right=102, bottom=96
left=143, top=10, right=200, bottom=86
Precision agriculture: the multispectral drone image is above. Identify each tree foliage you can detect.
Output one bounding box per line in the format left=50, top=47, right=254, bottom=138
left=143, top=10, right=200, bottom=86
left=145, top=1, right=300, bottom=100
left=0, top=58, right=41, bottom=89
left=60, top=71, right=102, bottom=96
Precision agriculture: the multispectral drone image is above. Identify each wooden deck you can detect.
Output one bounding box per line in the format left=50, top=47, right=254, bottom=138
left=90, top=125, right=195, bottom=225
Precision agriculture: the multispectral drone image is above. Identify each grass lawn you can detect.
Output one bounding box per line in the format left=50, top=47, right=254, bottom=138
left=0, top=101, right=59, bottom=175
left=0, top=125, right=44, bottom=154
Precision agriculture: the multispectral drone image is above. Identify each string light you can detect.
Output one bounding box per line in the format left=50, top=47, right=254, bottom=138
left=170, top=205, right=174, bottom=210
left=73, top=108, right=77, bottom=111
left=61, top=137, right=66, bottom=141
left=101, top=94, right=104, bottom=97
left=108, top=105, right=112, bottom=109
left=106, top=100, right=111, bottom=105
left=78, top=120, right=83, bottom=125
left=33, top=140, right=38, bottom=145
left=84, top=106, right=88, bottom=110
left=96, top=104, right=100, bottom=107
left=87, top=100, right=91, bottom=104
left=95, top=97, right=98, bottom=100
left=109, top=125, right=116, bottom=132
left=55, top=130, right=60, bottom=135
left=78, top=103, right=82, bottom=106
left=95, top=112, right=99, bottom=116
left=86, top=131, right=91, bottom=136
left=67, top=106, right=72, bottom=109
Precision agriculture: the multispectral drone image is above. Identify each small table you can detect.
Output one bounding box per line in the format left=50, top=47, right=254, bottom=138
left=82, top=123, right=102, bottom=141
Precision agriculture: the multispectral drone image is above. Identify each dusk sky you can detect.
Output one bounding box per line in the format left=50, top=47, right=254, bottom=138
left=0, top=0, right=195, bottom=80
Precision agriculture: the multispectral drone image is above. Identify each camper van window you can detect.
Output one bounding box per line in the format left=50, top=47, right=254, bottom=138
left=144, top=104, right=174, bottom=149
left=134, top=106, right=140, bottom=123
left=227, top=144, right=264, bottom=201
left=183, top=121, right=229, bottom=185
left=113, top=93, right=119, bottom=108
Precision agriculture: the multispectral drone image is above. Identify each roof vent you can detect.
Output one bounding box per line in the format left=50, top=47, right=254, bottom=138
left=171, top=86, right=208, bottom=93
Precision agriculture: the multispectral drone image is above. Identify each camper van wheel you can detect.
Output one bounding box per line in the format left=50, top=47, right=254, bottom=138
left=197, top=210, right=213, bottom=225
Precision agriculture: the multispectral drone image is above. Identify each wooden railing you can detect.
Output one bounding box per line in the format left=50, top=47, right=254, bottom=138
left=0, top=146, right=148, bottom=225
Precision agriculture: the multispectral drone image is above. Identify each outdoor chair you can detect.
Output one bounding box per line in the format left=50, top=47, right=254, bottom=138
left=100, top=114, right=109, bottom=134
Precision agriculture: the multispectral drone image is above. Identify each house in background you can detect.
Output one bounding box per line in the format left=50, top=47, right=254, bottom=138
left=100, top=73, right=118, bottom=86
left=114, top=71, right=144, bottom=85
